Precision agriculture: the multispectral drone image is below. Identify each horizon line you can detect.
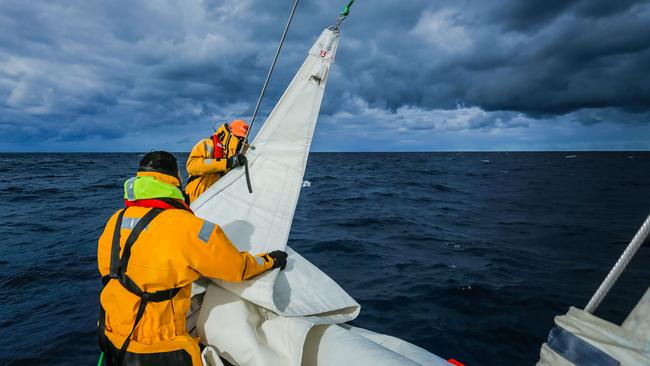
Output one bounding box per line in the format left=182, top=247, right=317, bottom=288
left=1, top=150, right=649, bottom=154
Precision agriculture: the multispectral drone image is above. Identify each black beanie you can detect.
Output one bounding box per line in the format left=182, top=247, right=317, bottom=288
left=138, top=151, right=179, bottom=178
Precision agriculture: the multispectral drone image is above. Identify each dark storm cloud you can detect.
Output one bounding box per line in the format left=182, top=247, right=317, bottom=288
left=329, top=0, right=650, bottom=117
left=487, top=0, right=640, bottom=31
left=478, top=0, right=650, bottom=115
left=0, top=0, right=648, bottom=149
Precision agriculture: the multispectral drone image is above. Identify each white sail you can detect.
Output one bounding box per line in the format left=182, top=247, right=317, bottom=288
left=192, top=28, right=358, bottom=319
left=191, top=28, right=450, bottom=366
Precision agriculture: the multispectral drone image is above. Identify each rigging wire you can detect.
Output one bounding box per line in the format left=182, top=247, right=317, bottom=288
left=242, top=0, right=356, bottom=194
left=245, top=0, right=357, bottom=144
left=241, top=0, right=301, bottom=194
left=585, top=213, right=650, bottom=313
left=244, top=0, right=301, bottom=143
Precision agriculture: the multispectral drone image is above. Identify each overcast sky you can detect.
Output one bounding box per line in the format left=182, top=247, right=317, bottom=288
left=1, top=0, right=649, bottom=152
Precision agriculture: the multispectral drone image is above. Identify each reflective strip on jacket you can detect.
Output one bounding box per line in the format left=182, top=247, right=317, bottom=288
left=98, top=176, right=273, bottom=364
left=185, top=125, right=242, bottom=203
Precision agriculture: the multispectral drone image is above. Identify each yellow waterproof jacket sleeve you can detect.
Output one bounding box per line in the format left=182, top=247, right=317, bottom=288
left=184, top=218, right=274, bottom=281
left=97, top=206, right=275, bottom=362
left=186, top=138, right=227, bottom=176
left=98, top=208, right=273, bottom=287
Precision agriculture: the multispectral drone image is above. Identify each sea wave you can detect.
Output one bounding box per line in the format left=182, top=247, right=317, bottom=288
left=1, top=152, right=649, bottom=366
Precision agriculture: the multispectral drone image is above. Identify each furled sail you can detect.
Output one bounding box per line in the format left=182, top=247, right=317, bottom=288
left=537, top=289, right=650, bottom=366
left=191, top=28, right=450, bottom=366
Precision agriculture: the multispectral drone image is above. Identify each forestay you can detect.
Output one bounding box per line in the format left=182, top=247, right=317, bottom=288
left=191, top=28, right=449, bottom=366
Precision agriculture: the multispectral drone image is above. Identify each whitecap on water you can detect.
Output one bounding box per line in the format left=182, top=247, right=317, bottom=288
left=302, top=180, right=311, bottom=188
left=441, top=242, right=462, bottom=250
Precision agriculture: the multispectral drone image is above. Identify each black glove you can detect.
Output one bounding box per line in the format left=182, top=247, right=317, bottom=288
left=227, top=153, right=247, bottom=169
left=267, top=250, right=288, bottom=270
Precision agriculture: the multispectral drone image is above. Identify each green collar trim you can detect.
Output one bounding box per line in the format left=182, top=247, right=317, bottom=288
left=124, top=176, right=184, bottom=201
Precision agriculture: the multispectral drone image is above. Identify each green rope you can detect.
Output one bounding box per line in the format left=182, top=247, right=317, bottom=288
left=340, top=0, right=355, bottom=17
left=97, top=352, right=104, bottom=366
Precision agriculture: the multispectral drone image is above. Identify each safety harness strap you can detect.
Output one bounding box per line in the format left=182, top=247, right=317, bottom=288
left=119, top=273, right=182, bottom=301
left=100, top=210, right=126, bottom=360
left=186, top=175, right=200, bottom=185
left=114, top=297, right=148, bottom=365
left=99, top=208, right=183, bottom=366
left=118, top=208, right=162, bottom=277
left=98, top=278, right=111, bottom=360
left=108, top=210, right=126, bottom=278
left=187, top=134, right=229, bottom=186
left=211, top=133, right=223, bottom=160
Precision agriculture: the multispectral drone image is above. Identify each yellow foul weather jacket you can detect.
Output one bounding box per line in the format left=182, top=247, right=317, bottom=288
left=185, top=124, right=242, bottom=203
left=97, top=172, right=274, bottom=365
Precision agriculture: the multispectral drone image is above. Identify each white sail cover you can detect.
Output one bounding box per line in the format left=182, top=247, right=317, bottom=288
left=191, top=28, right=450, bottom=366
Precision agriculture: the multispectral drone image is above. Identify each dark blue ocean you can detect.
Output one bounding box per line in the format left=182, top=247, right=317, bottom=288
left=1, top=152, right=649, bottom=366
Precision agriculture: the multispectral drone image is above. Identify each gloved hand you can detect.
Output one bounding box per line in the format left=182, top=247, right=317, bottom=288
left=227, top=153, right=247, bottom=169
left=267, top=250, right=288, bottom=270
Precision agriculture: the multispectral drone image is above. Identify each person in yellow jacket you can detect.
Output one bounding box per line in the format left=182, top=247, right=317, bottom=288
left=185, top=119, right=250, bottom=203
left=97, top=151, right=287, bottom=366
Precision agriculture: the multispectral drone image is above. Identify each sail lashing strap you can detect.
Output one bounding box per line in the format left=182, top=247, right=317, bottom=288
left=547, top=326, right=620, bottom=366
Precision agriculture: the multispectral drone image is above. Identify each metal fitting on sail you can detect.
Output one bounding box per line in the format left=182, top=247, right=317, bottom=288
left=331, top=0, right=355, bottom=30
